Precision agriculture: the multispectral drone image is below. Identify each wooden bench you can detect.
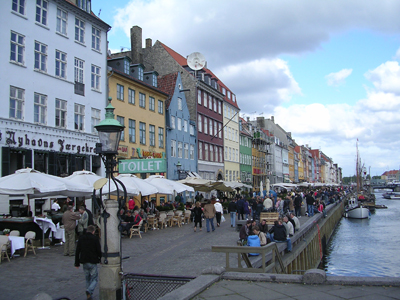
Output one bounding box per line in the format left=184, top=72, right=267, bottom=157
left=259, top=212, right=279, bottom=226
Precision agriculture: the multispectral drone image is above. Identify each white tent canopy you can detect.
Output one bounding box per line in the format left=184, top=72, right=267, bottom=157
left=144, top=175, right=194, bottom=195
left=115, top=174, right=158, bottom=196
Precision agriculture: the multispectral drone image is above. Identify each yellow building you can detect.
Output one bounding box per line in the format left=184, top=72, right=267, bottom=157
left=107, top=57, right=169, bottom=206
left=288, top=145, right=294, bottom=182
left=296, top=147, right=305, bottom=182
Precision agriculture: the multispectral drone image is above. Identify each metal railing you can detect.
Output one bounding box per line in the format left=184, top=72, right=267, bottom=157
left=122, top=273, right=194, bottom=300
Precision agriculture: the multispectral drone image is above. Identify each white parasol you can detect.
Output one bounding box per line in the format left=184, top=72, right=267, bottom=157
left=144, top=175, right=194, bottom=195
left=115, top=174, right=158, bottom=196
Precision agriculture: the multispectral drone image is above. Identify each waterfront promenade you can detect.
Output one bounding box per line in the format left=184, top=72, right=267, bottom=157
left=2, top=213, right=400, bottom=299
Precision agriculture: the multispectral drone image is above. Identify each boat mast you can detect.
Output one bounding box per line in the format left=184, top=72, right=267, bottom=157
left=356, top=139, right=360, bottom=195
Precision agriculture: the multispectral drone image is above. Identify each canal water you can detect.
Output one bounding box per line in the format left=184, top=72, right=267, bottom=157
left=323, top=191, right=400, bottom=277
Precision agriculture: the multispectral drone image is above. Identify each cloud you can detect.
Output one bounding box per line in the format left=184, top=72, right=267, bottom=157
left=364, top=61, right=400, bottom=94
left=325, top=69, right=353, bottom=86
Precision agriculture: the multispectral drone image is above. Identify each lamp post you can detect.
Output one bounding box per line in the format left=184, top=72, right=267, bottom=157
left=95, top=98, right=126, bottom=300
left=176, top=161, right=186, bottom=180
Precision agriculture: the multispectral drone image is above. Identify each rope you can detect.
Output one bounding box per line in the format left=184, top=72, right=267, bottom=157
left=316, top=222, right=322, bottom=259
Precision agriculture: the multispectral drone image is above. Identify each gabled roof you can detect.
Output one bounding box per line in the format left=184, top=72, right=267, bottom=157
left=160, top=42, right=240, bottom=109
left=157, top=72, right=179, bottom=109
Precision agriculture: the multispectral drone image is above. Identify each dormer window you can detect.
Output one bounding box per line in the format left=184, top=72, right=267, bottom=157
left=130, top=64, right=145, bottom=81
left=77, top=0, right=91, bottom=13
left=138, top=67, right=143, bottom=80
left=124, top=60, right=129, bottom=74
left=144, top=71, right=159, bottom=87
left=227, top=90, right=231, bottom=99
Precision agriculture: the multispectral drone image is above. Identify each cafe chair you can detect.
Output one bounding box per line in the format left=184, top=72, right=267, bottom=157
left=0, top=236, right=11, bottom=263
left=10, top=230, right=20, bottom=236
left=130, top=220, right=143, bottom=238
left=184, top=211, right=191, bottom=224
left=24, top=231, right=36, bottom=257
left=158, top=213, right=167, bottom=229
left=171, top=211, right=183, bottom=227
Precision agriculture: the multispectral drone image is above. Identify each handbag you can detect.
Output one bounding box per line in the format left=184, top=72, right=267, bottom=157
left=221, top=215, right=226, bottom=222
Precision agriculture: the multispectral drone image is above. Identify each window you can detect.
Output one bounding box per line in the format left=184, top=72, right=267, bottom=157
left=10, top=31, right=25, bottom=64
left=203, top=92, right=207, bottom=108
left=128, top=88, right=135, bottom=104
left=56, top=8, right=67, bottom=35
left=190, top=145, right=194, bottom=160
left=158, top=100, right=163, bottom=114
left=222, top=87, right=226, bottom=95
left=208, top=95, right=212, bottom=109
left=204, top=116, right=208, bottom=134
left=214, top=120, right=217, bottom=137
left=55, top=50, right=67, bottom=79
left=183, top=120, right=188, bottom=132
left=153, top=76, right=157, bottom=87
left=170, top=116, right=175, bottom=129
left=75, top=18, right=85, bottom=43
left=198, top=142, right=203, bottom=160
left=190, top=124, right=194, bottom=135
left=178, top=142, right=183, bottom=158
left=197, top=90, right=201, bottom=104
left=178, top=98, right=182, bottom=110
left=55, top=99, right=67, bottom=128
left=210, top=145, right=214, bottom=162
left=218, top=123, right=222, bottom=138
left=198, top=115, right=202, bottom=132
left=215, top=146, right=218, bottom=162
left=204, top=144, right=208, bottom=161
left=218, top=101, right=222, bottom=114
left=209, top=119, right=213, bottom=137
left=219, top=147, right=223, bottom=162
left=225, top=147, right=228, bottom=161
left=124, top=60, right=130, bottom=74
left=91, top=65, right=100, bottom=91
left=138, top=67, right=143, bottom=81
left=227, top=90, right=231, bottom=99
left=77, top=0, right=91, bottom=12
left=12, top=0, right=26, bottom=15
left=177, top=118, right=181, bottom=131
left=171, top=140, right=176, bottom=157
left=149, top=97, right=155, bottom=111
left=139, top=122, right=146, bottom=144
left=149, top=125, right=155, bottom=146
left=74, top=103, right=84, bottom=130
left=158, top=127, right=164, bottom=148
left=92, top=26, right=101, bottom=51
left=74, top=58, right=84, bottom=96
left=91, top=108, right=100, bottom=133
left=213, top=99, right=217, bottom=112
left=117, top=84, right=124, bottom=101
left=36, top=0, right=48, bottom=26
left=129, top=119, right=136, bottom=143
left=184, top=143, right=189, bottom=159
left=34, top=93, right=47, bottom=124
left=139, top=93, right=145, bottom=108
left=34, top=41, right=47, bottom=72
left=117, top=116, right=125, bottom=140
left=9, top=86, right=24, bottom=120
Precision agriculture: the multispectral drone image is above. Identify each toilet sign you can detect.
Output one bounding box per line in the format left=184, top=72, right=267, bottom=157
left=119, top=158, right=167, bottom=173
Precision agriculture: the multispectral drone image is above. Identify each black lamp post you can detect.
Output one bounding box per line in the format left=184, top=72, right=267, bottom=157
left=95, top=98, right=126, bottom=300
left=176, top=161, right=186, bottom=180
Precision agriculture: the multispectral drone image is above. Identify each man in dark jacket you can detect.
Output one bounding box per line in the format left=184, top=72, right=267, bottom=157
left=267, top=220, right=292, bottom=252
left=228, top=199, right=237, bottom=228
left=306, top=192, right=315, bottom=217
left=236, top=198, right=245, bottom=220
left=75, top=225, right=101, bottom=300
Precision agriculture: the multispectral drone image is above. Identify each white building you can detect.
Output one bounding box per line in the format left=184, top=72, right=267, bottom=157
left=0, top=0, right=110, bottom=215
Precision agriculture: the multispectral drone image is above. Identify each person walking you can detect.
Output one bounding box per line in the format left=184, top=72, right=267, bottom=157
left=203, top=199, right=216, bottom=233
left=75, top=225, right=101, bottom=300
left=62, top=206, right=81, bottom=256
left=193, top=201, right=203, bottom=232
left=77, top=206, right=89, bottom=236
left=228, top=199, right=237, bottom=228
left=214, top=198, right=223, bottom=227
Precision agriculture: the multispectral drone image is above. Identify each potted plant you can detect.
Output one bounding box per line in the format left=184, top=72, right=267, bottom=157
left=3, top=228, right=10, bottom=236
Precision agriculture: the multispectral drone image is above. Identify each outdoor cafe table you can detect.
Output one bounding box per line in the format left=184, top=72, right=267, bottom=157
left=33, top=217, right=57, bottom=249
left=8, top=235, right=25, bottom=256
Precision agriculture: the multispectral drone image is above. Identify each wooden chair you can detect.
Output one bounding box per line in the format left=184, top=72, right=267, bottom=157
left=170, top=211, right=182, bottom=227
left=0, top=236, right=10, bottom=263
left=147, top=216, right=158, bottom=230
left=130, top=220, right=144, bottom=238
left=166, top=211, right=175, bottom=227
left=158, top=214, right=167, bottom=229
left=259, top=212, right=280, bottom=226
left=10, top=230, right=20, bottom=236
left=184, top=210, right=191, bottom=224
left=24, top=231, right=36, bottom=257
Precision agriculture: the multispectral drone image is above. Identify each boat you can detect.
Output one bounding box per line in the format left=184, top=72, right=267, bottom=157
left=344, top=197, right=370, bottom=219
left=382, top=192, right=400, bottom=200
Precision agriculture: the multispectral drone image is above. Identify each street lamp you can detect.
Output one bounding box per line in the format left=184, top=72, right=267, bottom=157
left=95, top=98, right=126, bottom=300
left=176, top=161, right=186, bottom=180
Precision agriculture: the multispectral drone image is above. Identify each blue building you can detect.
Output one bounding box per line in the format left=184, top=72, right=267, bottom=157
left=158, top=72, right=197, bottom=200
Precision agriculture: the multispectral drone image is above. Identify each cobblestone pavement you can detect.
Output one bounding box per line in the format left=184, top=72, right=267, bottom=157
left=0, top=214, right=261, bottom=300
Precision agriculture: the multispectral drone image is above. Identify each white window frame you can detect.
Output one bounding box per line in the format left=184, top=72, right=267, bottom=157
left=117, top=116, right=125, bottom=140
left=208, top=95, right=212, bottom=109
left=198, top=115, right=202, bottom=133
left=190, top=144, right=194, bottom=160
left=170, top=115, right=176, bottom=129
left=56, top=7, right=67, bottom=36
left=36, top=0, right=48, bottom=26
left=199, top=142, right=203, bottom=160
left=128, top=88, right=135, bottom=104
left=91, top=108, right=100, bottom=134
left=129, top=119, right=136, bottom=143
left=197, top=90, right=201, bottom=104
left=34, top=93, right=47, bottom=125
left=91, top=65, right=101, bottom=91
left=9, top=86, right=24, bottom=120
left=177, top=118, right=182, bottom=131
left=184, top=143, right=189, bottom=159
left=139, top=92, right=146, bottom=108
left=12, top=0, right=26, bottom=15
left=158, top=127, right=164, bottom=148
left=209, top=119, right=213, bottom=136
left=210, top=145, right=214, bottom=162
left=149, top=96, right=155, bottom=111
left=10, top=31, right=25, bottom=65
left=55, top=50, right=67, bottom=79
left=190, top=124, right=194, bottom=135
left=213, top=99, right=217, bottom=112
left=74, top=58, right=84, bottom=83
left=178, top=97, right=182, bottom=110
left=203, top=92, right=207, bottom=108
left=158, top=100, right=163, bottom=114
left=171, top=140, right=176, bottom=157
left=74, top=103, right=85, bottom=131
left=117, top=84, right=124, bottom=101
left=204, top=116, right=208, bottom=135
left=183, top=120, right=188, bottom=132
left=149, top=124, right=155, bottom=146
left=75, top=18, right=85, bottom=44
left=139, top=122, right=146, bottom=145
left=204, top=143, right=209, bottom=161
left=178, top=142, right=183, bottom=158
left=218, top=101, right=222, bottom=114
left=34, top=41, right=47, bottom=72
left=55, top=99, right=67, bottom=129
left=91, top=26, right=101, bottom=51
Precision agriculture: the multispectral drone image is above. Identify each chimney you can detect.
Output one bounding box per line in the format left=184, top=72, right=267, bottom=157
left=246, top=117, right=250, bottom=122
left=130, top=26, right=142, bottom=63
left=271, top=116, right=274, bottom=123
left=145, top=38, right=152, bottom=49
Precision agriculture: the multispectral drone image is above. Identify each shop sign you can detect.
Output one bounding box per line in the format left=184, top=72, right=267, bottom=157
left=119, top=158, right=167, bottom=173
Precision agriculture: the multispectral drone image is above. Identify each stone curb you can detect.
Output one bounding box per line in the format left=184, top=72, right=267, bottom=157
left=158, top=275, right=220, bottom=300
left=326, top=276, right=400, bottom=287
left=222, top=272, right=303, bottom=283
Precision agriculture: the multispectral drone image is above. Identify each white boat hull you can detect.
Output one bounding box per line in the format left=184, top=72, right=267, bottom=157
left=345, top=207, right=370, bottom=219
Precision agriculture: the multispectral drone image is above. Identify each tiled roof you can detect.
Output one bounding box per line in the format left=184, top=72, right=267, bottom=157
left=160, top=42, right=240, bottom=109
left=157, top=72, right=179, bottom=109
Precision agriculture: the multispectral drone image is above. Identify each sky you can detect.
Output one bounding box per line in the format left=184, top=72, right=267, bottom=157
left=92, top=0, right=400, bottom=177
